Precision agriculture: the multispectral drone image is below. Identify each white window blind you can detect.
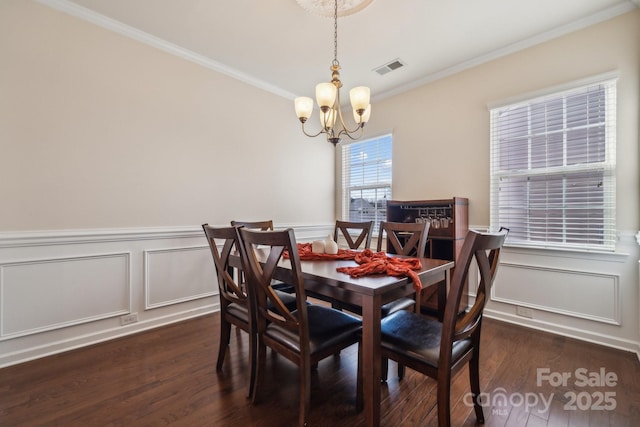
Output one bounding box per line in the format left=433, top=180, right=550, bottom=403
left=490, top=78, right=617, bottom=251
left=341, top=134, right=392, bottom=230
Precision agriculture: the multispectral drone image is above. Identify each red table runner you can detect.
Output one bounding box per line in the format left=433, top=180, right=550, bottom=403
left=285, top=243, right=423, bottom=291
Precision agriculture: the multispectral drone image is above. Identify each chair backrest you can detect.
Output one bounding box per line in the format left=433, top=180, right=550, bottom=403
left=230, top=220, right=274, bottom=231
left=202, top=224, right=248, bottom=309
left=376, top=221, right=430, bottom=257
left=238, top=228, right=309, bottom=338
left=334, top=220, right=374, bottom=250
left=440, top=229, right=508, bottom=360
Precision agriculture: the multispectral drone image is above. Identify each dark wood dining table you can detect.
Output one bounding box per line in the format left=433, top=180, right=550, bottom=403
left=232, top=249, right=454, bottom=427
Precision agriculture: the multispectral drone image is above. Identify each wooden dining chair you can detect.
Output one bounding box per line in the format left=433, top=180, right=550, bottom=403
left=231, top=219, right=299, bottom=294
left=328, top=220, right=375, bottom=312
left=377, top=220, right=430, bottom=257
left=202, top=224, right=256, bottom=398
left=333, top=220, right=374, bottom=250
left=238, top=227, right=363, bottom=427
left=335, top=220, right=430, bottom=321
left=230, top=220, right=274, bottom=231
left=202, top=224, right=297, bottom=399
left=376, top=228, right=508, bottom=427
left=375, top=220, right=431, bottom=316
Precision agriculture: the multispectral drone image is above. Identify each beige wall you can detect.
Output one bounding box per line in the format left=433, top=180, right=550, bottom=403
left=0, top=1, right=639, bottom=364
left=364, top=10, right=640, bottom=231
left=3, top=2, right=637, bottom=233
left=0, top=0, right=335, bottom=232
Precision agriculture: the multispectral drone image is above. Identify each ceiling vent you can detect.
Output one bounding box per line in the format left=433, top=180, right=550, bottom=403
left=374, top=58, right=405, bottom=76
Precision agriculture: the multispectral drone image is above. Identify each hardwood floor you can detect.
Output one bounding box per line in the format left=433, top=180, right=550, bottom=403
left=1, top=313, right=639, bottom=426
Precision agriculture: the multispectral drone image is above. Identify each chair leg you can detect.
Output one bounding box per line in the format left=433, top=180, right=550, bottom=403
left=331, top=301, right=343, bottom=359
left=469, top=350, right=485, bottom=423
left=251, top=342, right=267, bottom=404
left=381, top=357, right=389, bottom=382
left=247, top=331, right=257, bottom=400
left=356, top=343, right=363, bottom=412
left=437, top=371, right=452, bottom=427
left=299, top=357, right=312, bottom=427
left=216, top=317, right=232, bottom=371
left=437, top=282, right=447, bottom=322
left=397, top=363, right=405, bottom=380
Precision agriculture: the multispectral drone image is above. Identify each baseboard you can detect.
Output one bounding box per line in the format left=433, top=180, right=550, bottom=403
left=0, top=305, right=217, bottom=368
left=485, top=309, right=640, bottom=356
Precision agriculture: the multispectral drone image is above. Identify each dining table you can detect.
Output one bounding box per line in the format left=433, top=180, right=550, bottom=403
left=232, top=247, right=454, bottom=427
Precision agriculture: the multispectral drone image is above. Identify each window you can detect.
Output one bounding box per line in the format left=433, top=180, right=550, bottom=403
left=341, top=134, right=392, bottom=230
left=490, top=77, right=617, bottom=251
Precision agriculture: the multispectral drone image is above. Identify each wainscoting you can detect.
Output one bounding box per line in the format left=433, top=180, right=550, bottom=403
left=469, top=230, right=639, bottom=359
left=1, top=225, right=638, bottom=367
left=0, top=225, right=331, bottom=367
left=0, top=227, right=208, bottom=367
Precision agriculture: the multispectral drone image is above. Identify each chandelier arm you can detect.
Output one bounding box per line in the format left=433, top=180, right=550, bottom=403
left=334, top=85, right=347, bottom=131
left=333, top=83, right=365, bottom=137
left=335, top=106, right=365, bottom=135
left=300, top=123, right=328, bottom=138
left=337, top=126, right=365, bottom=141
left=333, top=83, right=360, bottom=135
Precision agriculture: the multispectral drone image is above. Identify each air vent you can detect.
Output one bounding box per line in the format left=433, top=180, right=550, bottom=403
left=374, top=58, right=405, bottom=76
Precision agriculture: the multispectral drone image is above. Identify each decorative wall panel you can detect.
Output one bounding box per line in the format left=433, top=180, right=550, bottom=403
left=144, top=245, right=215, bottom=309
left=492, top=262, right=620, bottom=324
left=1, top=253, right=130, bottom=339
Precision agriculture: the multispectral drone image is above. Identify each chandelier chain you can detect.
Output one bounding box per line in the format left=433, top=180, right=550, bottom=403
left=333, top=0, right=339, bottom=66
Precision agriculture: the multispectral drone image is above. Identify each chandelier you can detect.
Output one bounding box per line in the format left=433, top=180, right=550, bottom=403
left=294, top=0, right=372, bottom=145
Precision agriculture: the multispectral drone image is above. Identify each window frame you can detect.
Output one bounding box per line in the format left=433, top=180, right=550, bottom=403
left=489, top=74, right=617, bottom=252
left=339, top=133, right=393, bottom=231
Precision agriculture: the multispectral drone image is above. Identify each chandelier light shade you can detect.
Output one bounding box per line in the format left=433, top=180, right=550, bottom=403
left=294, top=97, right=313, bottom=122
left=316, top=82, right=337, bottom=109
left=294, top=0, right=372, bottom=145
left=349, top=86, right=370, bottom=112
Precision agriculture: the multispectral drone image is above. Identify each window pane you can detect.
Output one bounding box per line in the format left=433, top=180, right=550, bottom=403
left=565, top=171, right=605, bottom=244
left=588, top=86, right=606, bottom=124
left=529, top=175, right=563, bottom=243
left=348, top=187, right=391, bottom=224
left=498, top=137, right=529, bottom=171
left=497, top=176, right=528, bottom=241
left=567, top=91, right=589, bottom=128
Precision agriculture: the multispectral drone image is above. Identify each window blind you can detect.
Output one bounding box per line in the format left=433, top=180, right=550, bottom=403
left=490, top=78, right=617, bottom=251
left=341, top=135, right=392, bottom=230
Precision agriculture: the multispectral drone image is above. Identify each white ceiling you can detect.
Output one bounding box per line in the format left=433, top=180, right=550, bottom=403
left=41, top=0, right=638, bottom=102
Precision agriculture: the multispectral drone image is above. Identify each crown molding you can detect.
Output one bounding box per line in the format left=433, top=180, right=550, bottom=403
left=36, top=0, right=297, bottom=100
left=374, top=1, right=637, bottom=102
left=37, top=0, right=638, bottom=104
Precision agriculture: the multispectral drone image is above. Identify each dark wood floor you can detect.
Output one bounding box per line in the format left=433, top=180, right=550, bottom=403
left=1, top=312, right=639, bottom=426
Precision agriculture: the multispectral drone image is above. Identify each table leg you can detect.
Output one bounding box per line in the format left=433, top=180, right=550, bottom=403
left=360, top=293, right=382, bottom=427
left=435, top=268, right=452, bottom=321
